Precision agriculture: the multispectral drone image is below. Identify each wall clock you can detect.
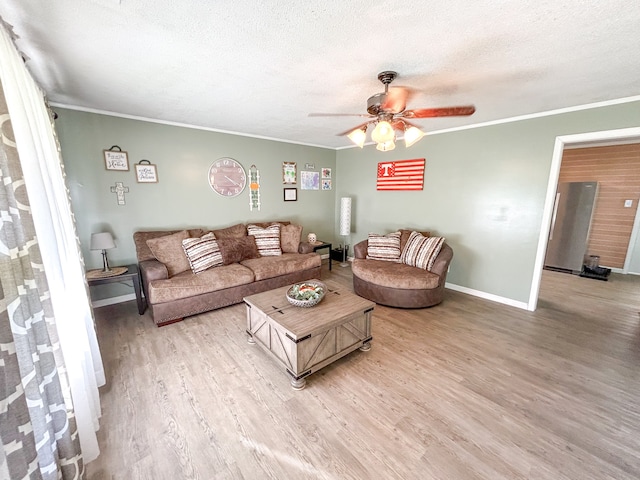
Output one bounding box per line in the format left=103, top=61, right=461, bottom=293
left=208, top=157, right=247, bottom=197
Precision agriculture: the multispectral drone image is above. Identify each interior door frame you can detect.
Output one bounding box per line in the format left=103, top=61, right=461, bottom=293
left=528, top=126, right=640, bottom=311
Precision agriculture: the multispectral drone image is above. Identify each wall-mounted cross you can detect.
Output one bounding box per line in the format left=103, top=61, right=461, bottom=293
left=110, top=182, right=129, bottom=205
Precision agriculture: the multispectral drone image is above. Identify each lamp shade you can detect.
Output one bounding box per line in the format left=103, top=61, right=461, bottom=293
left=371, top=121, right=394, bottom=144
left=404, top=126, right=425, bottom=147
left=339, top=197, right=352, bottom=236
left=376, top=139, right=396, bottom=151
left=347, top=127, right=367, bottom=148
left=90, top=232, right=115, bottom=250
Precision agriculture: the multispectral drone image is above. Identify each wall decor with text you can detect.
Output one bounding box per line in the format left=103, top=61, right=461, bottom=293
left=376, top=158, right=426, bottom=191
left=103, top=145, right=129, bottom=171
left=135, top=160, right=158, bottom=183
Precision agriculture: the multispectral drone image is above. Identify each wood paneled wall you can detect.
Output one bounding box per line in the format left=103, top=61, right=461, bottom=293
left=559, top=143, right=640, bottom=268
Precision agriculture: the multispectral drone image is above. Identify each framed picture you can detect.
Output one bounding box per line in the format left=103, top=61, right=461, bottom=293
left=104, top=148, right=129, bottom=171
left=283, top=162, right=297, bottom=184
left=284, top=187, right=297, bottom=201
left=322, top=168, right=331, bottom=179
left=135, top=160, right=158, bottom=183
left=322, top=179, right=332, bottom=190
left=301, top=171, right=320, bottom=190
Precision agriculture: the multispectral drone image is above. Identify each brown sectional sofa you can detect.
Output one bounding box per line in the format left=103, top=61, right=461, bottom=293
left=134, top=222, right=321, bottom=326
left=351, top=229, right=453, bottom=308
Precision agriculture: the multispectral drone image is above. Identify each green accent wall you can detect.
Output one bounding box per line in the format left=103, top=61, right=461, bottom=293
left=57, top=101, right=639, bottom=305
left=336, top=101, right=640, bottom=304
left=55, top=109, right=336, bottom=300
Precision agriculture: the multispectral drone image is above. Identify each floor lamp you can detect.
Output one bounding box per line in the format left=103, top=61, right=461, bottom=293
left=339, top=197, right=352, bottom=267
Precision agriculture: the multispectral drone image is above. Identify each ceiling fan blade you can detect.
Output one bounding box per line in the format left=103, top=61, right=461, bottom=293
left=308, top=113, right=373, bottom=118
left=402, top=105, right=476, bottom=118
left=337, top=121, right=372, bottom=136
left=391, top=119, right=421, bottom=131
left=381, top=87, right=411, bottom=113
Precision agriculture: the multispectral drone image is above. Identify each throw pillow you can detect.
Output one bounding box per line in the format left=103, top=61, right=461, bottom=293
left=182, top=232, right=223, bottom=274
left=280, top=224, right=303, bottom=253
left=146, top=230, right=191, bottom=277
left=366, top=231, right=402, bottom=262
left=247, top=224, right=282, bottom=256
left=217, top=236, right=260, bottom=265
left=211, top=223, right=247, bottom=239
left=399, top=231, right=445, bottom=271
left=399, top=228, right=431, bottom=253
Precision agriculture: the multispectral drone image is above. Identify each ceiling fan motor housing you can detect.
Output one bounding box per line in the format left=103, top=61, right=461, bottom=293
left=367, top=93, right=389, bottom=115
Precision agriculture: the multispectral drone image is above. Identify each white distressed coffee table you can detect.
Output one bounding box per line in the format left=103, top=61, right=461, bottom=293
left=244, top=280, right=375, bottom=390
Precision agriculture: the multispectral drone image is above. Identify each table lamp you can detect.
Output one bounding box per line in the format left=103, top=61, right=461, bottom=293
left=90, top=232, right=116, bottom=272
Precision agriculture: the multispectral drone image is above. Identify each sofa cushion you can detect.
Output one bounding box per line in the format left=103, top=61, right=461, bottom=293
left=135, top=229, right=204, bottom=262
left=352, top=258, right=441, bottom=290
left=147, top=263, right=255, bottom=304
left=217, top=236, right=260, bottom=265
left=250, top=221, right=291, bottom=229
left=211, top=223, right=247, bottom=238
left=399, top=228, right=431, bottom=253
left=400, top=231, right=445, bottom=271
left=146, top=230, right=191, bottom=277
left=366, top=231, right=401, bottom=262
left=240, top=253, right=321, bottom=281
left=280, top=224, right=302, bottom=253
left=247, top=224, right=282, bottom=256
left=182, top=232, right=223, bottom=273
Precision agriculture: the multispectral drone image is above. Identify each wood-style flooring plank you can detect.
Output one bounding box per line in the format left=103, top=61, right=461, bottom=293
left=87, top=264, right=640, bottom=479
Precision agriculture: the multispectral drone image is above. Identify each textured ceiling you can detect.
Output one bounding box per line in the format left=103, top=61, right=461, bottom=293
left=2, top=0, right=640, bottom=149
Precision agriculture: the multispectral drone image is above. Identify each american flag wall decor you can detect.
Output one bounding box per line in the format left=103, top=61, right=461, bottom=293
left=376, top=158, right=426, bottom=191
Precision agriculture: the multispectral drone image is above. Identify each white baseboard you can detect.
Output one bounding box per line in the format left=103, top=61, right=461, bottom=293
left=91, top=293, right=138, bottom=308
left=445, top=282, right=529, bottom=310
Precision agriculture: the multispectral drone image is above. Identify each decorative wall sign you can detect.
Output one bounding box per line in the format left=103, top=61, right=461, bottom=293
left=104, top=145, right=129, bottom=171
left=322, top=179, right=332, bottom=190
left=300, top=171, right=320, bottom=190
left=284, top=187, right=297, bottom=201
left=305, top=163, right=315, bottom=170
left=135, top=160, right=158, bottom=183
left=283, top=162, right=297, bottom=184
left=322, top=168, right=331, bottom=179
left=376, top=158, right=426, bottom=191
left=209, top=157, right=247, bottom=197
left=249, top=164, right=261, bottom=211
left=110, top=182, right=129, bottom=205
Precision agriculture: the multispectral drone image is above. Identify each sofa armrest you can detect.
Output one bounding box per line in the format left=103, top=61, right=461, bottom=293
left=430, top=243, right=454, bottom=279
left=298, top=242, right=315, bottom=254
left=138, top=259, right=169, bottom=298
left=354, top=240, right=368, bottom=259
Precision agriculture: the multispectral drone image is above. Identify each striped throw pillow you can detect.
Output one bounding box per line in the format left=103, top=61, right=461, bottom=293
left=247, top=224, right=282, bottom=256
left=399, top=231, right=445, bottom=271
left=182, top=232, right=223, bottom=274
left=366, top=232, right=401, bottom=262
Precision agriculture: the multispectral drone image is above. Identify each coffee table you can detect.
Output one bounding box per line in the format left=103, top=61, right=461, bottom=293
left=244, top=280, right=375, bottom=390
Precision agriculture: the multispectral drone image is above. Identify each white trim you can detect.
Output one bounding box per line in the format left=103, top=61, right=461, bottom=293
left=91, top=293, right=137, bottom=308
left=528, top=126, right=640, bottom=311
left=623, top=201, right=640, bottom=273
left=445, top=282, right=529, bottom=310
left=54, top=96, right=640, bottom=152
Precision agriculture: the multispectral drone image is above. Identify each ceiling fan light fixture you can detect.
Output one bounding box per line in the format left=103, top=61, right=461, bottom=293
left=404, top=126, right=425, bottom=147
left=376, top=139, right=396, bottom=152
left=371, top=120, right=395, bottom=144
left=347, top=127, right=367, bottom=148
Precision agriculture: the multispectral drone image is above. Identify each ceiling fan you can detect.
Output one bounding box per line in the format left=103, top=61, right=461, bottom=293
left=309, top=71, right=475, bottom=151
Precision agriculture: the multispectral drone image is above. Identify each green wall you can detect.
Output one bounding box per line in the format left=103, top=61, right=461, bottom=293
left=55, top=109, right=336, bottom=300
left=336, top=100, right=640, bottom=305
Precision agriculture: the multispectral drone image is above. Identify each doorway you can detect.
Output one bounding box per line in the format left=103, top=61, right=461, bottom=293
left=528, top=126, right=640, bottom=311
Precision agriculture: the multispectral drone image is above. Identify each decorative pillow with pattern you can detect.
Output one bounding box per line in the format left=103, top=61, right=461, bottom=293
left=247, top=224, right=282, bottom=256
left=366, top=231, right=402, bottom=262
left=182, top=232, right=223, bottom=274
left=399, top=231, right=445, bottom=271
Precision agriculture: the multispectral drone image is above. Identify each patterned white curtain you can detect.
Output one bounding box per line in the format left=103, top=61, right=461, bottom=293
left=0, top=19, right=104, bottom=478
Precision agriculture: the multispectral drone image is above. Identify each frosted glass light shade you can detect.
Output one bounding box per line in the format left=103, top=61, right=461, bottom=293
left=371, top=121, right=394, bottom=143
left=404, top=126, right=425, bottom=147
left=376, top=139, right=396, bottom=151
left=347, top=127, right=367, bottom=148
left=339, top=197, right=352, bottom=236
left=90, top=232, right=115, bottom=250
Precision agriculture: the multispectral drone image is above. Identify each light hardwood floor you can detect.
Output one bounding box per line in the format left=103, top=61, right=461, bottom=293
left=87, top=263, right=640, bottom=479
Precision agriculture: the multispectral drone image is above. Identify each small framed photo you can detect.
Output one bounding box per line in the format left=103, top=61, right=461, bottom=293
left=135, top=160, right=158, bottom=183
left=301, top=171, right=320, bottom=190
left=322, top=179, right=332, bottom=190
left=104, top=149, right=129, bottom=171
left=322, top=168, right=331, bottom=179
left=283, top=162, right=297, bottom=184
left=284, top=187, right=297, bottom=201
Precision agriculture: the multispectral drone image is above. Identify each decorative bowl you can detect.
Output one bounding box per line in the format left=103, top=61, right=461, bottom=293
left=286, top=281, right=326, bottom=308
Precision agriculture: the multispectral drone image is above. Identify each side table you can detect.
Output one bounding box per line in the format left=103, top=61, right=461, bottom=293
left=86, top=263, right=146, bottom=315
left=312, top=241, right=332, bottom=271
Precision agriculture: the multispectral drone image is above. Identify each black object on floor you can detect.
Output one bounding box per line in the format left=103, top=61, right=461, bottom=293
left=579, top=265, right=611, bottom=281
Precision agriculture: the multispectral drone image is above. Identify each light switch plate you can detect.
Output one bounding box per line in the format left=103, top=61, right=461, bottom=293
left=624, top=199, right=633, bottom=207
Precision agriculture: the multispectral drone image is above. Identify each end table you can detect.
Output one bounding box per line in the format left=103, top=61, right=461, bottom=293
left=86, top=263, right=146, bottom=315
left=312, top=241, right=332, bottom=271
